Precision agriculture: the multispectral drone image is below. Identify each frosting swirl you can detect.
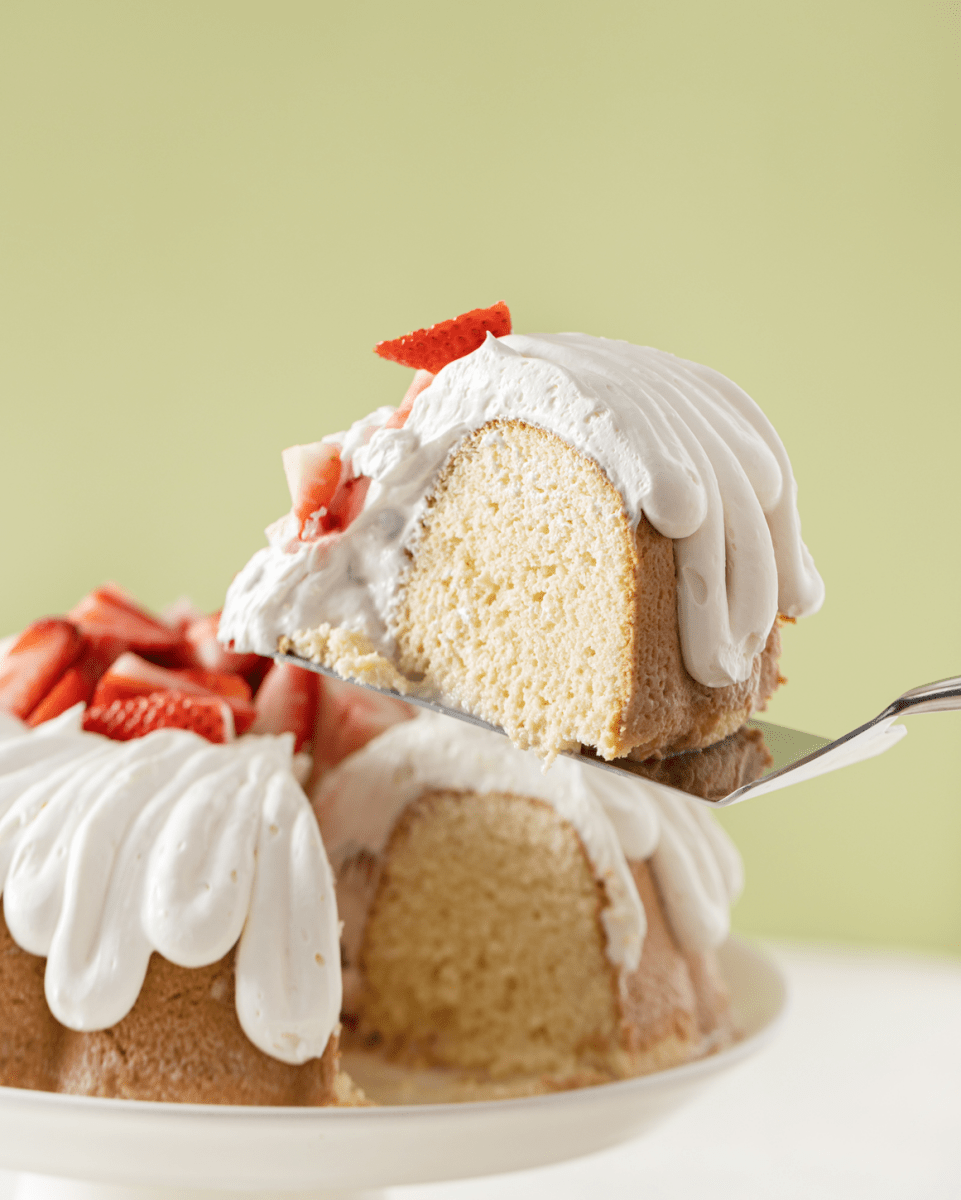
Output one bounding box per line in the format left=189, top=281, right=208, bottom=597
left=0, top=706, right=340, bottom=1065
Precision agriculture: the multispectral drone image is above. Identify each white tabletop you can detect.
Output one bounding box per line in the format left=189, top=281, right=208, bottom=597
left=1, top=943, right=959, bottom=1199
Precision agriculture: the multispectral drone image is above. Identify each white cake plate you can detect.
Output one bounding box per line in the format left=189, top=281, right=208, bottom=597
left=0, top=939, right=785, bottom=1200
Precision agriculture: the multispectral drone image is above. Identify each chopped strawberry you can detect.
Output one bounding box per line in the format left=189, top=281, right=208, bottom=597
left=251, top=661, right=320, bottom=752
left=0, top=619, right=84, bottom=720
left=327, top=475, right=371, bottom=531
left=93, top=652, right=256, bottom=734
left=27, top=665, right=92, bottom=725
left=69, top=584, right=187, bottom=659
left=384, top=369, right=435, bottom=431
left=282, top=442, right=343, bottom=537
left=25, top=634, right=119, bottom=726
left=374, top=302, right=512, bottom=375
left=82, top=690, right=234, bottom=744
left=185, top=611, right=263, bottom=677
left=313, top=675, right=414, bottom=772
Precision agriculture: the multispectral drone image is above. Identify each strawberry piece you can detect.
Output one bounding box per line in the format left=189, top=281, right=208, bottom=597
left=313, top=675, right=414, bottom=773
left=251, top=661, right=320, bottom=752
left=68, top=584, right=186, bottom=658
left=0, top=619, right=84, bottom=720
left=384, top=370, right=435, bottom=431
left=185, top=611, right=263, bottom=677
left=27, top=666, right=92, bottom=725
left=327, top=475, right=371, bottom=531
left=374, top=302, right=512, bottom=375
left=83, top=690, right=234, bottom=744
left=282, top=442, right=343, bottom=536
left=93, top=652, right=257, bottom=734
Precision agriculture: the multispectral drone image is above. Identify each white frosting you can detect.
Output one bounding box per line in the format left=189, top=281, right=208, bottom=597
left=312, top=714, right=742, bottom=972
left=220, top=332, right=823, bottom=689
left=0, top=706, right=340, bottom=1065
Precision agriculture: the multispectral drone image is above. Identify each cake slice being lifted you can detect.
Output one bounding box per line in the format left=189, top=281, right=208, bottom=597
left=220, top=303, right=824, bottom=763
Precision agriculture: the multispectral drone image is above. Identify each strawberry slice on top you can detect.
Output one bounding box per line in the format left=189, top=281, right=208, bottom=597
left=92, top=652, right=257, bottom=734
left=0, top=618, right=84, bottom=721
left=83, top=690, right=234, bottom=744
left=68, top=583, right=188, bottom=662
left=374, top=301, right=512, bottom=375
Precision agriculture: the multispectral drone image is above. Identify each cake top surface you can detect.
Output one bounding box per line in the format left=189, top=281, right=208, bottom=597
left=221, top=330, right=824, bottom=690
left=313, top=713, right=743, bottom=970
left=0, top=705, right=341, bottom=1064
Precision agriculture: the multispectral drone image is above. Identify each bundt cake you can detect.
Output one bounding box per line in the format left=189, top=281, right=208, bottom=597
left=312, top=714, right=743, bottom=1103
left=220, top=305, right=824, bottom=763
left=0, top=700, right=359, bottom=1105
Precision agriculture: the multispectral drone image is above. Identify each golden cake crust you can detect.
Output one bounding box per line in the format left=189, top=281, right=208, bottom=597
left=0, top=913, right=360, bottom=1106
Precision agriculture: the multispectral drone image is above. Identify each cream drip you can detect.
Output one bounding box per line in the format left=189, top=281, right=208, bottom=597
left=220, top=331, right=823, bottom=690
left=311, top=714, right=742, bottom=972
left=0, top=706, right=340, bottom=1065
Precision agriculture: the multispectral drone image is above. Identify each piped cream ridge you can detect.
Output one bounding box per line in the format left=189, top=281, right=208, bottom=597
left=0, top=706, right=340, bottom=1065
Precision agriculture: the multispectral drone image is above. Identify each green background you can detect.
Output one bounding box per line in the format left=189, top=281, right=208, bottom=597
left=2, top=3, right=959, bottom=954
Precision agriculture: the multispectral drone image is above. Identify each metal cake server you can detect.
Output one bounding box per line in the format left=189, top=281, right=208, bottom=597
left=275, top=654, right=961, bottom=807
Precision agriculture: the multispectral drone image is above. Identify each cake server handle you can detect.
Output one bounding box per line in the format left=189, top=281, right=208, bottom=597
left=714, top=672, right=961, bottom=806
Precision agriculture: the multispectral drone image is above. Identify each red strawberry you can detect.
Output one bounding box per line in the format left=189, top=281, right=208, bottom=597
left=384, top=369, right=435, bottom=431
left=282, top=442, right=343, bottom=537
left=326, top=475, right=371, bottom=531
left=0, top=619, right=84, bottom=720
left=374, top=302, right=512, bottom=375
left=313, top=675, right=414, bottom=773
left=185, top=611, right=263, bottom=677
left=68, top=584, right=187, bottom=660
left=82, top=690, right=234, bottom=744
left=93, top=652, right=257, bottom=734
left=251, top=661, right=320, bottom=752
left=27, top=665, right=92, bottom=725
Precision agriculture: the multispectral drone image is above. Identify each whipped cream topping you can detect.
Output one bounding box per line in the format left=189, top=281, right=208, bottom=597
left=220, top=331, right=823, bottom=690
left=0, top=706, right=340, bottom=1064
left=312, top=714, right=742, bottom=971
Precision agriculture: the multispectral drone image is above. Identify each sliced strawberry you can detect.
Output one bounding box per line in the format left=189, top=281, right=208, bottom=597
left=374, top=302, right=512, bottom=375
left=326, top=475, right=371, bottom=531
left=0, top=619, right=84, bottom=720
left=27, top=666, right=92, bottom=725
left=93, top=652, right=256, bottom=734
left=69, top=584, right=186, bottom=658
left=251, top=661, right=320, bottom=752
left=313, top=675, right=414, bottom=772
left=282, top=442, right=343, bottom=536
left=383, top=369, right=435, bottom=431
left=185, top=611, right=263, bottom=677
left=83, top=690, right=234, bottom=744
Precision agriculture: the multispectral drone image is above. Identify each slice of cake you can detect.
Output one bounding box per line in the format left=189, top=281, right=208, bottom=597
left=219, top=304, right=824, bottom=762
left=312, top=713, right=743, bottom=1101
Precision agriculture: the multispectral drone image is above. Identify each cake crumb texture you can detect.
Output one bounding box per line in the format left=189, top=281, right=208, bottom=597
left=347, top=789, right=731, bottom=1094
left=392, top=420, right=780, bottom=762
left=281, top=626, right=412, bottom=695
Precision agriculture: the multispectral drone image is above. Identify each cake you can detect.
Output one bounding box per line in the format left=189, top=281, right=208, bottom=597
left=219, top=303, right=824, bottom=763
left=313, top=713, right=743, bottom=1101
left=0, top=586, right=366, bottom=1105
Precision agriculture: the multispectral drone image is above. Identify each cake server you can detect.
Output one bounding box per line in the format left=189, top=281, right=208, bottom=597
left=274, top=655, right=961, bottom=807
